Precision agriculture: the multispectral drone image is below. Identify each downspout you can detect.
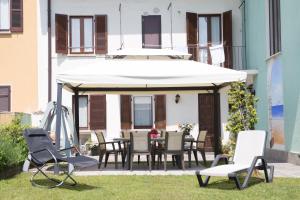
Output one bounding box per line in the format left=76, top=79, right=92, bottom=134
left=48, top=0, right=52, bottom=102
left=167, top=2, right=173, bottom=49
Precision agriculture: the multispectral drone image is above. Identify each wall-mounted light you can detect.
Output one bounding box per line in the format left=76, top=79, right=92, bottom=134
left=247, top=84, right=256, bottom=96
left=175, top=94, right=180, bottom=104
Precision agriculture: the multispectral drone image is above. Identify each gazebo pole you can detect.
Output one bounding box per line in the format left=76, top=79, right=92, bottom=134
left=74, top=89, right=80, bottom=146
left=55, top=83, right=63, bottom=150
left=213, top=87, right=221, bottom=156
left=54, top=83, right=63, bottom=174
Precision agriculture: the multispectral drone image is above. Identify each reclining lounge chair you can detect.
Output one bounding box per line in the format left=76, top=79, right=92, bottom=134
left=23, top=128, right=97, bottom=188
left=195, top=130, right=274, bottom=190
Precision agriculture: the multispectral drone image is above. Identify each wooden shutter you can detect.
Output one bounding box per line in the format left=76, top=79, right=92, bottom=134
left=120, top=95, right=132, bottom=129
left=0, top=86, right=10, bottom=112
left=155, top=95, right=166, bottom=129
left=223, top=10, right=233, bottom=68
left=95, top=15, right=107, bottom=54
left=55, top=14, right=68, bottom=54
left=10, top=0, right=23, bottom=32
left=90, top=95, right=106, bottom=130
left=186, top=12, right=198, bottom=61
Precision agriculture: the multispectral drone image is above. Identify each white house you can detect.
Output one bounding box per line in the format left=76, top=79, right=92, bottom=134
left=37, top=0, right=246, bottom=154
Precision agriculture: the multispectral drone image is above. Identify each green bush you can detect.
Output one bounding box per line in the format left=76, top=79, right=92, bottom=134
left=0, top=116, right=29, bottom=172
left=224, top=82, right=258, bottom=157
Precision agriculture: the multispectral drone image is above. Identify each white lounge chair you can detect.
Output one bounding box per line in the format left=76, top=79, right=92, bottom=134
left=195, top=130, right=274, bottom=190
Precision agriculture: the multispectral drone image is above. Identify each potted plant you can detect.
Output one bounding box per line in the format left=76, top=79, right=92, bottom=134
left=179, top=123, right=195, bottom=136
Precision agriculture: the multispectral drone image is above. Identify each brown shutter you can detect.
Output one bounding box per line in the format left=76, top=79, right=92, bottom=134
left=155, top=95, right=166, bottom=129
left=120, top=95, right=132, bottom=129
left=55, top=14, right=68, bottom=54
left=95, top=15, right=107, bottom=54
left=11, top=0, right=23, bottom=32
left=223, top=10, right=233, bottom=68
left=90, top=95, right=106, bottom=130
left=0, top=86, right=11, bottom=112
left=186, top=12, right=198, bottom=61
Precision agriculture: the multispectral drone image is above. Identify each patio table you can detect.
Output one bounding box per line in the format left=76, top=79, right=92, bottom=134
left=113, top=135, right=195, bottom=170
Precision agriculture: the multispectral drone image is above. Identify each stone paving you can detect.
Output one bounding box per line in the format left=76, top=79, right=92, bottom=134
left=73, top=153, right=300, bottom=178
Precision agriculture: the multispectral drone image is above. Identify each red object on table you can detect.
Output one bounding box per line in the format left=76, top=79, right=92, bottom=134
left=150, top=128, right=158, bottom=139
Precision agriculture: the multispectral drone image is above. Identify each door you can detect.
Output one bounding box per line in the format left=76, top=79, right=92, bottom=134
left=198, top=15, right=221, bottom=64
left=198, top=93, right=220, bottom=153
left=142, top=15, right=161, bottom=49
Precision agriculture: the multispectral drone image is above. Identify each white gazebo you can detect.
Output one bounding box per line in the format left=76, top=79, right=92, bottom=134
left=54, top=50, right=247, bottom=155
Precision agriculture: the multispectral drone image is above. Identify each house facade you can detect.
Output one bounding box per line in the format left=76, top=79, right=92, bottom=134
left=36, top=0, right=246, bottom=153
left=0, top=0, right=38, bottom=113
left=245, top=0, right=300, bottom=164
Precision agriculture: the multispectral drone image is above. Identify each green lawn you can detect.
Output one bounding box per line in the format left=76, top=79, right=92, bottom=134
left=0, top=173, right=299, bottom=200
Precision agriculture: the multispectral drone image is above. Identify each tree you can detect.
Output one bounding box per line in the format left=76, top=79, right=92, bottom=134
left=223, top=81, right=258, bottom=156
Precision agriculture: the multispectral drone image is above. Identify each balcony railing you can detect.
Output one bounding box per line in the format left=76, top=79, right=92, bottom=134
left=187, top=45, right=246, bottom=70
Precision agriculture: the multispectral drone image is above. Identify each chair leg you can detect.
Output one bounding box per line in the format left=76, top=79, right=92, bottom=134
left=138, top=155, right=141, bottom=165
left=98, top=152, right=104, bottom=169
left=164, top=153, right=167, bottom=171
left=121, top=151, right=125, bottom=168
left=193, top=150, right=199, bottom=166
left=200, top=149, right=206, bottom=165
left=114, top=153, right=118, bottom=169
left=104, top=152, right=110, bottom=168
left=195, top=171, right=210, bottom=187
left=149, top=154, right=152, bottom=171
left=130, top=154, right=134, bottom=171
left=181, top=154, right=185, bottom=170
left=188, top=150, right=192, bottom=168
left=172, top=155, right=176, bottom=167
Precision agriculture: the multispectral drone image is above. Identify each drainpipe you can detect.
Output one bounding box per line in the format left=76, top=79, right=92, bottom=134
left=48, top=0, right=52, bottom=102
left=167, top=2, right=173, bottom=49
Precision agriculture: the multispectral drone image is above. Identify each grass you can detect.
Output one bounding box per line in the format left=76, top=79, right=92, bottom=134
left=0, top=173, right=300, bottom=200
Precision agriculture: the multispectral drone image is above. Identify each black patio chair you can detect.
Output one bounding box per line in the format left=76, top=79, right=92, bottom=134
left=23, top=128, right=97, bottom=188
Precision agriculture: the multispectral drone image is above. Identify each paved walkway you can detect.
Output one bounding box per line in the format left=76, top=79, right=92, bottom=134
left=73, top=154, right=300, bottom=178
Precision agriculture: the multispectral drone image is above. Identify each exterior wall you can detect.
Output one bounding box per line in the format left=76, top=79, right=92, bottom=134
left=37, top=0, right=242, bottom=141
left=0, top=0, right=38, bottom=113
left=245, top=0, right=300, bottom=155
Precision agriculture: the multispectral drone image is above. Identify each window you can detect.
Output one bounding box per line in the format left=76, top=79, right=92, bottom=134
left=0, top=0, right=10, bottom=30
left=78, top=96, right=88, bottom=128
left=0, top=86, right=10, bottom=112
left=133, top=96, right=153, bottom=129
left=56, top=14, right=107, bottom=55
left=0, top=0, right=23, bottom=32
left=70, top=16, right=94, bottom=54
left=198, top=15, right=221, bottom=64
left=269, top=0, right=281, bottom=55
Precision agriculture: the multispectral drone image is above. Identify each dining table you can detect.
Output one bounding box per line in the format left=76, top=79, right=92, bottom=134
left=113, top=135, right=195, bottom=170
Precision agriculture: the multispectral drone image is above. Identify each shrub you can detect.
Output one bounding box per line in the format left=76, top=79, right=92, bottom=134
left=0, top=116, right=29, bottom=172
left=224, top=82, right=258, bottom=157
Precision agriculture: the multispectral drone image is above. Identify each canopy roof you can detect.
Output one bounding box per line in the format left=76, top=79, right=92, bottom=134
left=57, top=60, right=247, bottom=91
left=108, top=48, right=191, bottom=57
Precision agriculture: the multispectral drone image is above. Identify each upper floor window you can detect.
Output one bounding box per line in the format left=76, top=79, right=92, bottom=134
left=269, top=0, right=281, bottom=56
left=55, top=14, right=107, bottom=55
left=0, top=0, right=23, bottom=32
left=70, top=16, right=94, bottom=54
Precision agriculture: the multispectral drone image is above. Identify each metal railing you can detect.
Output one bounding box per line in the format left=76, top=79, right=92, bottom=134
left=187, top=45, right=246, bottom=70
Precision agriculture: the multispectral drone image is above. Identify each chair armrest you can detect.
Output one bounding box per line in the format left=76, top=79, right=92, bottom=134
left=30, top=148, right=58, bottom=165
left=98, top=141, right=117, bottom=151
left=211, top=154, right=229, bottom=167
left=193, top=141, right=205, bottom=144
left=59, top=146, right=81, bottom=155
